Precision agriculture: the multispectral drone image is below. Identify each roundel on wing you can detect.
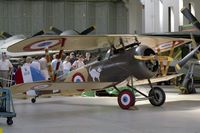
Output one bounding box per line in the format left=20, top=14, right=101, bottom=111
left=23, top=39, right=61, bottom=51
left=72, top=72, right=85, bottom=83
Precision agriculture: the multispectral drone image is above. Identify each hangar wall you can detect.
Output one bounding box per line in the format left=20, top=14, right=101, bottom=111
left=182, top=0, right=200, bottom=25
left=142, top=0, right=200, bottom=33
left=0, top=0, right=128, bottom=36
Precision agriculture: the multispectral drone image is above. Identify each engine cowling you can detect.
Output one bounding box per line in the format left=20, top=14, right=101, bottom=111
left=130, top=45, right=159, bottom=80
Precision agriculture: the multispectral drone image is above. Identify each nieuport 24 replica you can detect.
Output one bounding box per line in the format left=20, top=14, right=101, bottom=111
left=8, top=34, right=192, bottom=110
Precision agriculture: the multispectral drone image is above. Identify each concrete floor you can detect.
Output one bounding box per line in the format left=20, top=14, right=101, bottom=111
left=1, top=86, right=200, bottom=133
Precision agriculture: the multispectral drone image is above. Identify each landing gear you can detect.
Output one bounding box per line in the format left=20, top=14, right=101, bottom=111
left=31, top=98, right=36, bottom=103
left=116, top=78, right=166, bottom=110
left=148, top=87, right=166, bottom=106
left=31, top=96, right=38, bottom=103
left=117, top=90, right=135, bottom=110
left=186, top=79, right=196, bottom=94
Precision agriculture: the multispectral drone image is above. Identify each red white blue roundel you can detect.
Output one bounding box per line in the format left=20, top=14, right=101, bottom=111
left=23, top=39, right=61, bottom=51
left=121, top=94, right=131, bottom=106
left=72, top=73, right=85, bottom=83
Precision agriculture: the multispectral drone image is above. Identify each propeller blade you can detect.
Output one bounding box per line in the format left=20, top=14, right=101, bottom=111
left=32, top=30, right=45, bottom=37
left=50, top=26, right=63, bottom=35
left=181, top=7, right=200, bottom=31
left=0, top=32, right=12, bottom=38
left=80, top=26, right=95, bottom=35
left=176, top=44, right=200, bottom=70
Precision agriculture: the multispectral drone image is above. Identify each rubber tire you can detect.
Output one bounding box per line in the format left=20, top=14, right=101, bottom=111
left=31, top=98, right=36, bottom=103
left=187, top=79, right=196, bottom=94
left=7, top=117, right=13, bottom=125
left=118, top=90, right=135, bottom=110
left=149, top=87, right=166, bottom=106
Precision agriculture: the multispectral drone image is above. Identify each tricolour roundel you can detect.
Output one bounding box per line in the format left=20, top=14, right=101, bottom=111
left=121, top=94, right=131, bottom=106
left=117, top=90, right=135, bottom=110
left=23, top=39, right=61, bottom=51
left=72, top=72, right=85, bottom=83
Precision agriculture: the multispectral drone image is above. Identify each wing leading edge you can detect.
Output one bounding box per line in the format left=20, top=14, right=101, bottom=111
left=7, top=35, right=191, bottom=53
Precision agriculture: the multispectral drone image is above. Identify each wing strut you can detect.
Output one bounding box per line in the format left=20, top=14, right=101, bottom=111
left=53, top=38, right=66, bottom=81
left=45, top=48, right=53, bottom=81
left=163, top=41, right=175, bottom=76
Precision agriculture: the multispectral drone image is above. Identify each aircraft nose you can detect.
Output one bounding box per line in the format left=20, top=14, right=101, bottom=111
left=131, top=45, right=159, bottom=79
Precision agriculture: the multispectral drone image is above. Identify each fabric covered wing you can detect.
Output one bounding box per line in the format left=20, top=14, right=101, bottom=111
left=10, top=81, right=116, bottom=95
left=7, top=35, right=190, bottom=53
left=133, top=74, right=183, bottom=86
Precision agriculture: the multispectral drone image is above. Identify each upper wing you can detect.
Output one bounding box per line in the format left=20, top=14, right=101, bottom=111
left=7, top=34, right=191, bottom=53
left=10, top=81, right=117, bottom=95
left=137, top=35, right=191, bottom=52
left=7, top=35, right=135, bottom=52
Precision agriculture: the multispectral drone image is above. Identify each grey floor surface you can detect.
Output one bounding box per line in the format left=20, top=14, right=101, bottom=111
left=1, top=86, right=200, bottom=133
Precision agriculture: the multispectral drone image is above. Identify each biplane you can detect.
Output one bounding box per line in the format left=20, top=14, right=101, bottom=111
left=7, top=34, right=194, bottom=110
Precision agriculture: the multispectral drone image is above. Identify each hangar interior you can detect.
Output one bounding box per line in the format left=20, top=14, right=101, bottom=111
left=0, top=0, right=130, bottom=35
left=1, top=0, right=200, bottom=35
left=1, top=0, right=200, bottom=133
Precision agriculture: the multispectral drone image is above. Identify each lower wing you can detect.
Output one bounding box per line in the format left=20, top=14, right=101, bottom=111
left=11, top=81, right=117, bottom=96
left=133, top=74, right=183, bottom=86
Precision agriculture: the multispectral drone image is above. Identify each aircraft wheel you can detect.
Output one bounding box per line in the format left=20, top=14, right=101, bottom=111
left=7, top=117, right=13, bottom=125
left=149, top=87, right=165, bottom=106
left=118, top=90, right=135, bottom=110
left=187, top=79, right=196, bottom=94
left=31, top=98, right=36, bottom=103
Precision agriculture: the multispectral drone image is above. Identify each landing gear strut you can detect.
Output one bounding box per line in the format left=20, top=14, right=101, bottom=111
left=116, top=78, right=166, bottom=110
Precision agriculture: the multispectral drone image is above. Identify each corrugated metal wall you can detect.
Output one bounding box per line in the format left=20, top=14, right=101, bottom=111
left=0, top=0, right=128, bottom=36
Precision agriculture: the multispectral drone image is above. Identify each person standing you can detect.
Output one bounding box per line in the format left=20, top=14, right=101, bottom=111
left=30, top=56, right=41, bottom=70
left=72, top=55, right=85, bottom=69
left=63, top=56, right=72, bottom=75
left=23, top=56, right=32, bottom=67
left=69, top=52, right=76, bottom=64
left=51, top=54, right=63, bottom=77
left=39, top=57, right=50, bottom=80
left=0, top=52, right=13, bottom=87
left=84, top=52, right=91, bottom=64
